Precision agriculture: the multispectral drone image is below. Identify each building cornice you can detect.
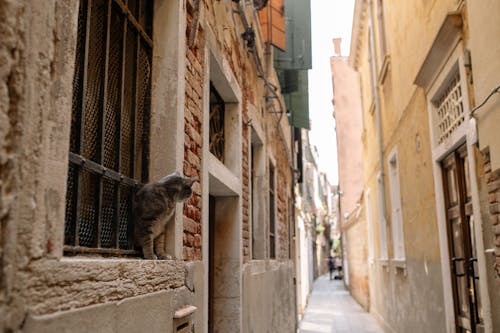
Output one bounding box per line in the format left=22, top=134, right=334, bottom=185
left=348, top=0, right=369, bottom=69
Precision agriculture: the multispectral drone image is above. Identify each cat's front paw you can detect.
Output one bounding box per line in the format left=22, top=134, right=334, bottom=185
left=157, top=254, right=173, bottom=260
left=143, top=254, right=158, bottom=260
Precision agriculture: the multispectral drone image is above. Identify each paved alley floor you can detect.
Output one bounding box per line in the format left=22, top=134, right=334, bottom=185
left=298, top=275, right=384, bottom=333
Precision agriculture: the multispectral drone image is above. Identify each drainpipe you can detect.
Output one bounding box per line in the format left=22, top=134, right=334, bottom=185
left=368, top=1, right=388, bottom=225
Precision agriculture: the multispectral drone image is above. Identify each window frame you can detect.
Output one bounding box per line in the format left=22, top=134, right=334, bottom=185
left=377, top=173, right=389, bottom=261
left=387, top=148, right=406, bottom=262
left=64, top=0, right=154, bottom=255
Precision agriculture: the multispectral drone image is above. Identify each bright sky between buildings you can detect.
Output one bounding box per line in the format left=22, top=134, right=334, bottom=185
left=309, top=0, right=355, bottom=185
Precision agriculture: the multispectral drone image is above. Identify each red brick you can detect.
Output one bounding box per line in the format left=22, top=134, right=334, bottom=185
left=194, top=234, right=202, bottom=248
left=184, top=216, right=198, bottom=234
left=490, top=203, right=500, bottom=214
left=184, top=247, right=194, bottom=261
left=488, top=180, right=500, bottom=193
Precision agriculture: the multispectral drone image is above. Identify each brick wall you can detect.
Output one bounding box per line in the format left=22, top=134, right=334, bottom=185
left=277, top=168, right=289, bottom=259
left=484, top=152, right=500, bottom=278
left=183, top=11, right=204, bottom=261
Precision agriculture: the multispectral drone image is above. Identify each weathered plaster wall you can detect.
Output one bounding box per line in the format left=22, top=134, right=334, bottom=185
left=0, top=0, right=204, bottom=331
left=467, top=0, right=500, bottom=172
left=344, top=214, right=369, bottom=310
left=242, top=261, right=296, bottom=333
left=0, top=0, right=296, bottom=332
left=352, top=1, right=451, bottom=332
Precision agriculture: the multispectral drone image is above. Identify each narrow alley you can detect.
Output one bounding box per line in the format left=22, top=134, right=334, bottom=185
left=299, top=275, right=383, bottom=333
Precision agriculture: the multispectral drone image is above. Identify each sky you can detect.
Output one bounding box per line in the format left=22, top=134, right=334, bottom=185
left=308, top=0, right=355, bottom=185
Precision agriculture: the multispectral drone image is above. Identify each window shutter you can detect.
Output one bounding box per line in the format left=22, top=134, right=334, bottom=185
left=259, top=0, right=286, bottom=51
left=281, top=69, right=310, bottom=130
left=274, top=0, right=312, bottom=70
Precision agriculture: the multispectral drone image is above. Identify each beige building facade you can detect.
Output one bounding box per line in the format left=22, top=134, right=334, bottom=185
left=0, top=0, right=300, bottom=332
left=349, top=0, right=500, bottom=332
left=330, top=39, right=369, bottom=310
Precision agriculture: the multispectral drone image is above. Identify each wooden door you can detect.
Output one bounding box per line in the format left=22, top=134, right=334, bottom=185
left=442, top=145, right=483, bottom=333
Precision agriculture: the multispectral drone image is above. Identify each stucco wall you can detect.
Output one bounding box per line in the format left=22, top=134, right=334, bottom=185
left=344, top=215, right=369, bottom=310
left=351, top=1, right=452, bottom=332
left=242, top=261, right=296, bottom=333
left=467, top=0, right=500, bottom=172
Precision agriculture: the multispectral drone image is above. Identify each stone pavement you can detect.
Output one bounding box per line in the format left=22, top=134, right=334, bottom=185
left=298, top=275, right=384, bottom=333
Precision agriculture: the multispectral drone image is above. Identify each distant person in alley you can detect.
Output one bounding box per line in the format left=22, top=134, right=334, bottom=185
left=328, top=255, right=335, bottom=280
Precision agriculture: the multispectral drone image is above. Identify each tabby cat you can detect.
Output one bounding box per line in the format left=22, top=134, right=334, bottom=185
left=134, top=171, right=197, bottom=259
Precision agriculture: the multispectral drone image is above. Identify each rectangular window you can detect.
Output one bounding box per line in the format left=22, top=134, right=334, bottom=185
left=388, top=149, right=405, bottom=260
left=377, top=174, right=388, bottom=260
left=64, top=0, right=153, bottom=254
left=209, top=83, right=225, bottom=163
left=365, top=189, right=375, bottom=263
left=269, top=162, right=276, bottom=259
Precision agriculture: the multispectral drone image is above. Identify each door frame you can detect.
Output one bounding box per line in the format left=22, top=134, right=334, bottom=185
left=425, top=43, right=492, bottom=333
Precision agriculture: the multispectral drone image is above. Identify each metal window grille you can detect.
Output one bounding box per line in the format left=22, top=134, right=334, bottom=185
left=64, top=0, right=153, bottom=255
left=269, top=163, right=276, bottom=259
left=209, top=83, right=225, bottom=162
left=435, top=71, right=465, bottom=144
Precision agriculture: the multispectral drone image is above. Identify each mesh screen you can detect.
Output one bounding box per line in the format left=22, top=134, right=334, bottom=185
left=119, top=185, right=133, bottom=249
left=135, top=41, right=151, bottom=182
left=82, top=0, right=107, bottom=163
left=64, top=163, right=78, bottom=245
left=64, top=0, right=152, bottom=253
left=69, top=0, right=87, bottom=154
left=103, top=5, right=124, bottom=171
left=100, top=178, right=117, bottom=247
left=78, top=169, right=99, bottom=247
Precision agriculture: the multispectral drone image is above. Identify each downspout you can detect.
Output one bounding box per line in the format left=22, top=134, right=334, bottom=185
left=368, top=1, right=388, bottom=225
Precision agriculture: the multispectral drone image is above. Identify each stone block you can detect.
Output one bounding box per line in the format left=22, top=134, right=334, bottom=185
left=23, top=302, right=116, bottom=333
left=494, top=223, right=500, bottom=236
left=116, top=291, right=173, bottom=333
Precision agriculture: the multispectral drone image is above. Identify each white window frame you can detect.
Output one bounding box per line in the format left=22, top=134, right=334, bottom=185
left=376, top=173, right=388, bottom=261
left=365, top=189, right=375, bottom=264
left=387, top=148, right=406, bottom=262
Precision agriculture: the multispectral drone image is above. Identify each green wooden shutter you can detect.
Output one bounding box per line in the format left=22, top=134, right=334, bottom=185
left=274, top=0, right=312, bottom=70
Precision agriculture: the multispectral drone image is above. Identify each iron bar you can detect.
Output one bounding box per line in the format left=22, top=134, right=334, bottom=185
left=74, top=0, right=94, bottom=247
left=113, top=0, right=153, bottom=46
